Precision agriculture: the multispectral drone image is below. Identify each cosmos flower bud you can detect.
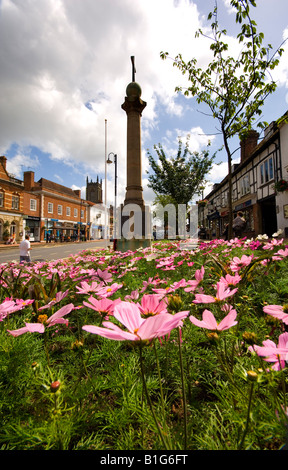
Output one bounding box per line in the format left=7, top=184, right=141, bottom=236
left=31, top=361, right=39, bottom=371
left=242, top=331, right=258, bottom=345
left=50, top=380, right=61, bottom=393
left=247, top=370, right=258, bottom=382
left=207, top=332, right=220, bottom=343
left=167, top=294, right=183, bottom=312
left=71, top=340, right=84, bottom=350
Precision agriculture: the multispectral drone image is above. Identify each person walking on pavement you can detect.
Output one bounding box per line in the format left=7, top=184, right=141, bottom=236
left=232, top=211, right=247, bottom=238
left=19, top=235, right=32, bottom=263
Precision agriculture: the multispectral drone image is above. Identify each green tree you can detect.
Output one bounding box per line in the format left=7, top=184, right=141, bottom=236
left=146, top=135, right=216, bottom=206
left=161, top=0, right=286, bottom=238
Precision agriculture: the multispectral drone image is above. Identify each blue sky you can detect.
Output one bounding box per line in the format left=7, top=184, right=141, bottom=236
left=0, top=0, right=288, bottom=207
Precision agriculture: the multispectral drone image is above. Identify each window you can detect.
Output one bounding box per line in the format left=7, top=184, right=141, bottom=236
left=30, top=199, right=37, bottom=211
left=221, top=191, right=228, bottom=207
left=0, top=192, right=4, bottom=207
left=10, top=221, right=16, bottom=236
left=66, top=206, right=71, bottom=216
left=240, top=175, right=250, bottom=196
left=74, top=208, right=78, bottom=218
left=48, top=202, right=53, bottom=214
left=81, top=209, right=84, bottom=219
left=12, top=194, right=19, bottom=210
left=260, top=156, right=274, bottom=184
left=58, top=204, right=63, bottom=215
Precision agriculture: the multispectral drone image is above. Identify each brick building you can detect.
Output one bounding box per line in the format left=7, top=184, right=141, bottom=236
left=0, top=156, right=25, bottom=243
left=0, top=155, right=92, bottom=243
left=23, top=171, right=89, bottom=242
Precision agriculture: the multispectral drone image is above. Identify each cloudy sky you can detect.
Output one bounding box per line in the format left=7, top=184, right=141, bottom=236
left=0, top=0, right=288, bottom=207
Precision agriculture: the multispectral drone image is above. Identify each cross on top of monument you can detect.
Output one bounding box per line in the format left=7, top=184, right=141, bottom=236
left=131, top=56, right=136, bottom=82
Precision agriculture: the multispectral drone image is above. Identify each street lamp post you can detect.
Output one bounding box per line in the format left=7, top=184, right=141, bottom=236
left=104, top=119, right=108, bottom=248
left=107, top=152, right=117, bottom=240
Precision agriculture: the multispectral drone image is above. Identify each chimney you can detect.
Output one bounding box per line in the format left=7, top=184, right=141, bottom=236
left=73, top=189, right=81, bottom=197
left=240, top=130, right=259, bottom=162
left=0, top=156, right=7, bottom=170
left=24, top=171, right=35, bottom=190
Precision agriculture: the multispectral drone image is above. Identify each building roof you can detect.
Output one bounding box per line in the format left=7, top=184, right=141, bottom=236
left=37, top=178, right=81, bottom=198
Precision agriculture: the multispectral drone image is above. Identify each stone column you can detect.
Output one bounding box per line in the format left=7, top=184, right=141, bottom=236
left=121, top=82, right=146, bottom=208
left=116, top=78, right=151, bottom=251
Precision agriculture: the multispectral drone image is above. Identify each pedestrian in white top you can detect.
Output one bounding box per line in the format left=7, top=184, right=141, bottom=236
left=19, top=235, right=32, bottom=263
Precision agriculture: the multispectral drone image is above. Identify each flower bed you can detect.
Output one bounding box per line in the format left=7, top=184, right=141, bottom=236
left=0, top=235, right=288, bottom=450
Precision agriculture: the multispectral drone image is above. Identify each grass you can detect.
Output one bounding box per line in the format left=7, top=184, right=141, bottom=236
left=0, top=236, right=288, bottom=450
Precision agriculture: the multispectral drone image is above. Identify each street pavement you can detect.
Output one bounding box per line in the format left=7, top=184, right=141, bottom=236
left=0, top=240, right=110, bottom=264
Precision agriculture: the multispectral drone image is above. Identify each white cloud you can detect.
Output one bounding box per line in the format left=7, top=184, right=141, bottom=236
left=0, top=0, right=204, bottom=167
left=5, top=152, right=40, bottom=179
left=0, top=0, right=287, bottom=208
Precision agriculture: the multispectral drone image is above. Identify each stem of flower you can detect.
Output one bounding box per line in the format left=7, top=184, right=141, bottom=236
left=139, top=344, right=169, bottom=450
left=238, top=381, right=254, bottom=450
left=44, top=332, right=50, bottom=367
left=177, top=327, right=188, bottom=449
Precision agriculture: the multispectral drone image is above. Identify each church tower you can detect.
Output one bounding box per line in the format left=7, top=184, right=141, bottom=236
left=86, top=176, right=103, bottom=203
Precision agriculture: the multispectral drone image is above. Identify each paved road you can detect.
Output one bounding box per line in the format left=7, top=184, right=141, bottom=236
left=0, top=240, right=110, bottom=264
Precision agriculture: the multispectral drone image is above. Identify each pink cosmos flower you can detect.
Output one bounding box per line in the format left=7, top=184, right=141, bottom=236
left=263, top=304, right=288, bottom=325
left=7, top=303, right=74, bottom=337
left=184, top=266, right=205, bottom=293
left=152, top=286, right=176, bottom=297
left=189, top=308, right=238, bottom=331
left=230, top=255, right=253, bottom=272
left=38, top=289, right=69, bottom=310
left=275, top=248, right=288, bottom=257
left=262, top=238, right=284, bottom=250
left=140, top=277, right=154, bottom=293
left=76, top=281, right=104, bottom=295
left=125, top=290, right=140, bottom=301
left=156, top=258, right=174, bottom=269
left=219, top=273, right=242, bottom=287
left=249, top=333, right=288, bottom=371
left=7, top=323, right=45, bottom=336
left=82, top=301, right=188, bottom=343
left=96, top=268, right=113, bottom=283
left=96, top=282, right=123, bottom=298
left=79, top=268, right=98, bottom=277
left=137, top=294, right=168, bottom=317
left=171, top=279, right=188, bottom=289
left=193, top=281, right=237, bottom=304
left=0, top=300, right=22, bottom=321
left=83, top=296, right=121, bottom=317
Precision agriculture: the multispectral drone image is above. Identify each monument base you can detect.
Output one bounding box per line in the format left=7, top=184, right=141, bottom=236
left=115, top=238, right=152, bottom=253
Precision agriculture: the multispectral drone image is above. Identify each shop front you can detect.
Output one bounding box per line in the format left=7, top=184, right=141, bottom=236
left=44, top=220, right=87, bottom=242
left=234, top=199, right=256, bottom=238
left=24, top=216, right=41, bottom=241
left=90, top=223, right=103, bottom=240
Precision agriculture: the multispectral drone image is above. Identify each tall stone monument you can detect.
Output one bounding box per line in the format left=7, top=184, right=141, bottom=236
left=116, top=56, right=151, bottom=251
